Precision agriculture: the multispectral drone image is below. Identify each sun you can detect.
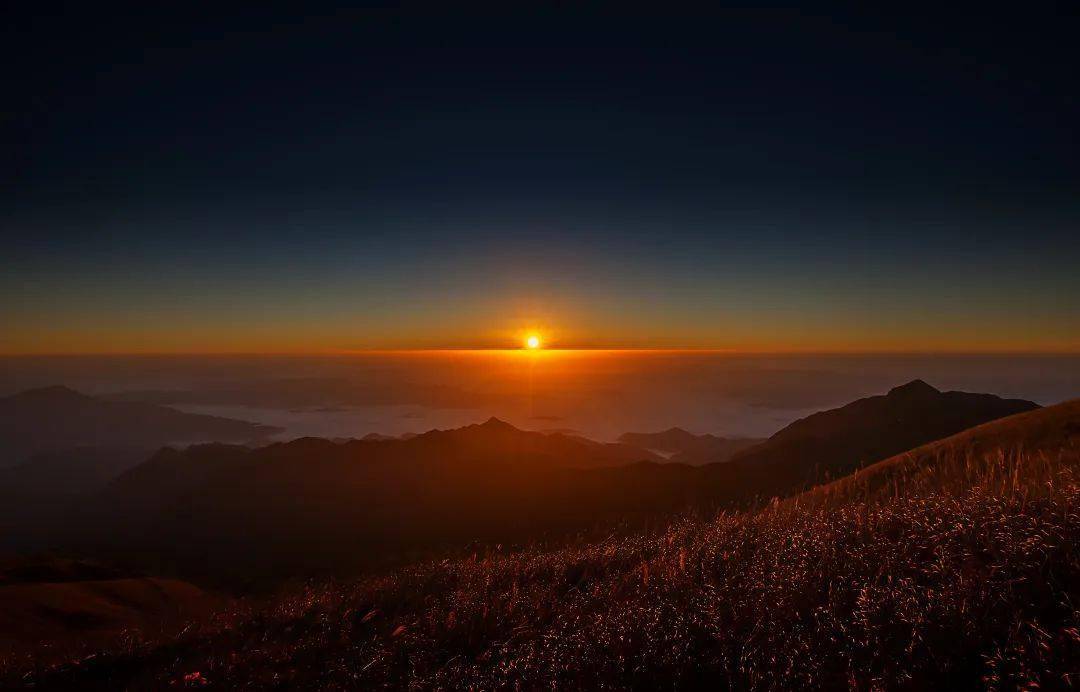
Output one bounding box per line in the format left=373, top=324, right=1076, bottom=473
left=525, top=334, right=541, bottom=350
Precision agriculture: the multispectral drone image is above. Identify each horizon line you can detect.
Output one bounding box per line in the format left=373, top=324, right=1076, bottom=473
left=3, top=347, right=1080, bottom=357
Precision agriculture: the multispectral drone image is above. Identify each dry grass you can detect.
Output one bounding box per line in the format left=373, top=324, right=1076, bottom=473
left=806, top=399, right=1080, bottom=509
left=10, top=442, right=1080, bottom=690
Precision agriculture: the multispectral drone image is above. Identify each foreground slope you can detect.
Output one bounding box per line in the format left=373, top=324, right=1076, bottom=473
left=0, top=557, right=216, bottom=666
left=0, top=578, right=212, bottom=657
left=16, top=399, right=1080, bottom=689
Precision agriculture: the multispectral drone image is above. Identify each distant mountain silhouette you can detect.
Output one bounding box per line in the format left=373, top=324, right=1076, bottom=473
left=69, top=419, right=661, bottom=579
left=619, top=427, right=701, bottom=452
left=55, top=383, right=1039, bottom=582
left=802, top=396, right=1080, bottom=507
left=0, top=386, right=281, bottom=467
left=107, top=417, right=660, bottom=504
left=618, top=427, right=763, bottom=464
left=592, top=380, right=1042, bottom=510
left=709, top=379, right=1039, bottom=496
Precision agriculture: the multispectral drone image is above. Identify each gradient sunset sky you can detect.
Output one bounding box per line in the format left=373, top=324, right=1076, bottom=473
left=5, top=7, right=1079, bottom=354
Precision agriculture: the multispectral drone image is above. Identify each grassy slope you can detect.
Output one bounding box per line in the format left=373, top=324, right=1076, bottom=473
left=11, top=400, right=1080, bottom=689
left=0, top=577, right=215, bottom=670
left=803, top=398, right=1080, bottom=508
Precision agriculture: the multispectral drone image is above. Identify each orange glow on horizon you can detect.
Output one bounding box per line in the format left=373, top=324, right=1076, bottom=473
left=3, top=322, right=1080, bottom=356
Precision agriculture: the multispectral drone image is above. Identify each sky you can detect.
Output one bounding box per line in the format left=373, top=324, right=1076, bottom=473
left=4, top=6, right=1079, bottom=353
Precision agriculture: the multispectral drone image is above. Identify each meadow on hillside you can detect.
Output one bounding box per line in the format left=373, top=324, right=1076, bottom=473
left=11, top=436, right=1080, bottom=690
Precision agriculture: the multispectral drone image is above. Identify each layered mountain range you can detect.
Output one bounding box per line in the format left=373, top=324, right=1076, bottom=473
left=36, top=380, right=1037, bottom=580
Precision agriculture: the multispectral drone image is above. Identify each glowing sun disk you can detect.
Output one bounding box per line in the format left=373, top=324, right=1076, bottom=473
left=526, top=334, right=541, bottom=349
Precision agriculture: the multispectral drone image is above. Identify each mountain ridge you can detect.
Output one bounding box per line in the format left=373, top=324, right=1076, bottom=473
left=709, top=379, right=1039, bottom=494
left=0, top=386, right=282, bottom=468
left=55, top=381, right=1041, bottom=582
left=801, top=396, right=1080, bottom=507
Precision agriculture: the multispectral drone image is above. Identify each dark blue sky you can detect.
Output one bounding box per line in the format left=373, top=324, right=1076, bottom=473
left=4, top=6, right=1079, bottom=352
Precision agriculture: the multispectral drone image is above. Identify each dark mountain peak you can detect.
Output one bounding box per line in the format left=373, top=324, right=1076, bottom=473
left=280, top=437, right=338, bottom=452
left=479, top=417, right=519, bottom=432
left=619, top=427, right=696, bottom=444
left=724, top=380, right=1038, bottom=498
left=887, top=379, right=940, bottom=398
